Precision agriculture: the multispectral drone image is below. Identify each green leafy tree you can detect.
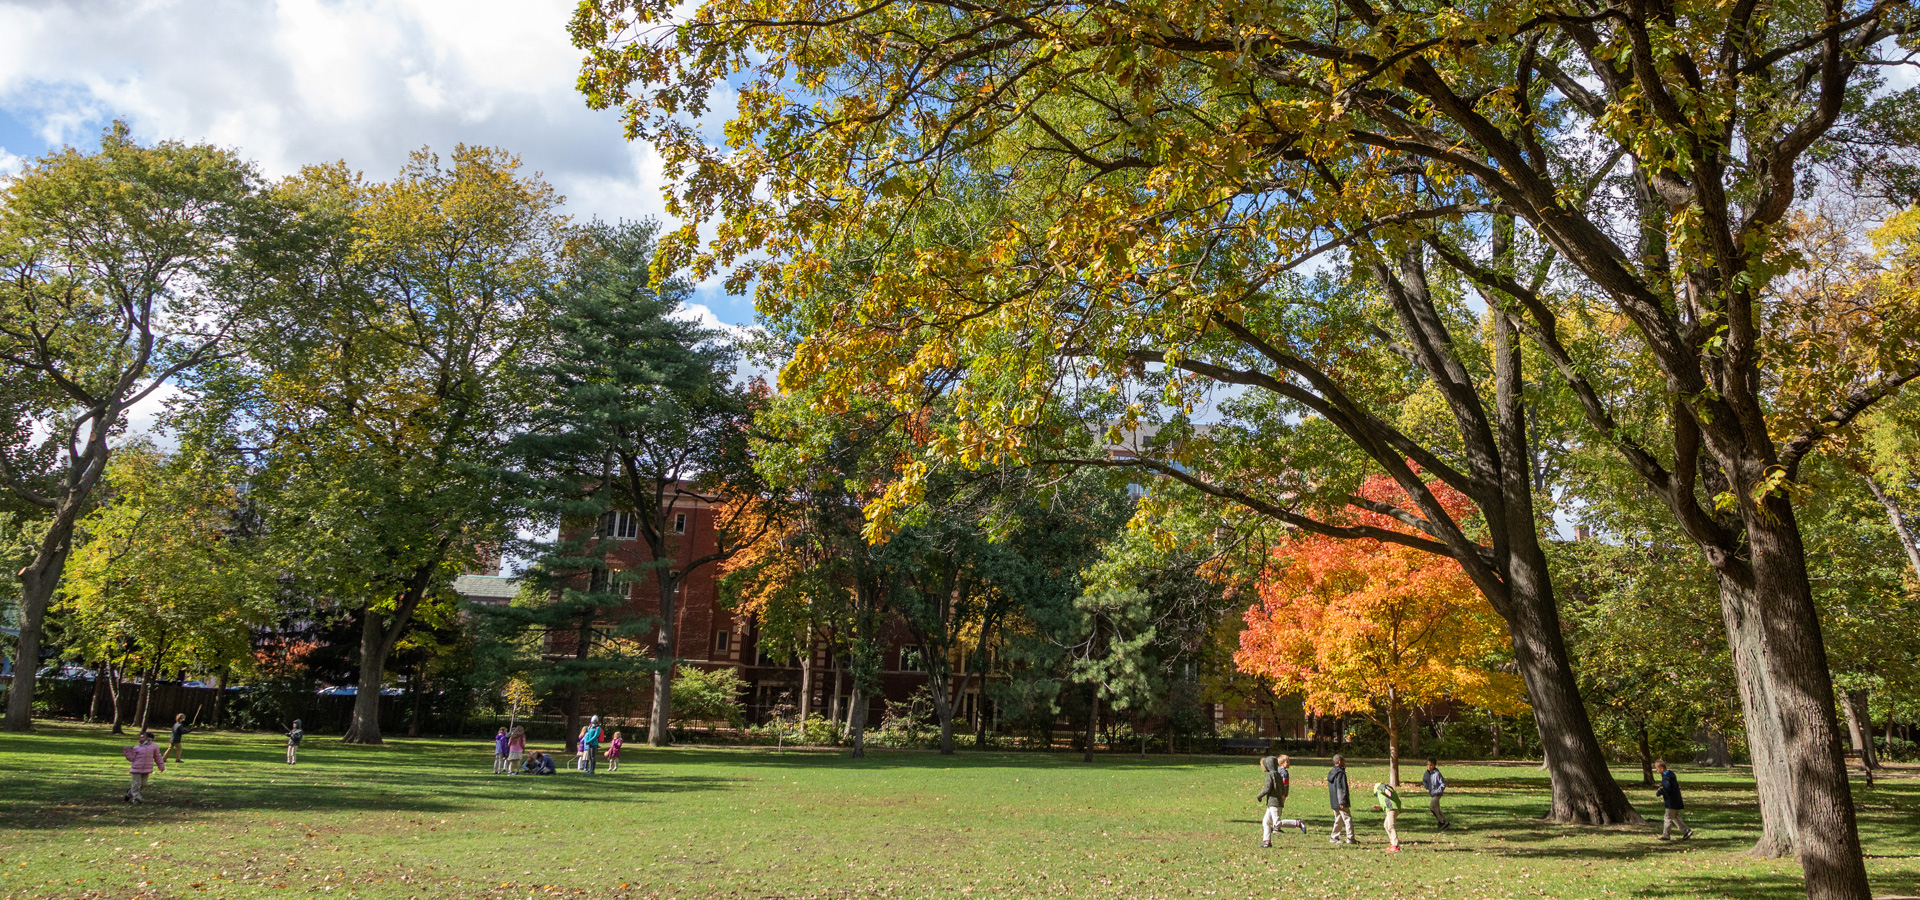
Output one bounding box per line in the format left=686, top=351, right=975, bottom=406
left=56, top=443, right=271, bottom=731
left=503, top=218, right=766, bottom=748
left=578, top=2, right=1920, bottom=888
left=0, top=124, right=279, bottom=730
left=198, top=146, right=565, bottom=744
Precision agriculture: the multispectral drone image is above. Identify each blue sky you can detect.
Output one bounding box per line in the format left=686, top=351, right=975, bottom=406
left=0, top=0, right=752, bottom=329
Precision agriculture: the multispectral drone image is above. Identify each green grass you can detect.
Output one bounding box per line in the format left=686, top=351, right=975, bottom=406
left=1, top=724, right=1916, bottom=899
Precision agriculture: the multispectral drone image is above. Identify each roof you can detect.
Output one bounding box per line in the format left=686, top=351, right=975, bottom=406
left=452, top=575, right=521, bottom=603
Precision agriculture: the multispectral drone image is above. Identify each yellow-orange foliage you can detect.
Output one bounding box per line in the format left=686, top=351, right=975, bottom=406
left=1235, top=475, right=1526, bottom=779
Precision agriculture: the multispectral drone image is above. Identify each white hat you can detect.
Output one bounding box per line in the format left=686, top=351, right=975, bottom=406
left=590, top=715, right=599, bottom=723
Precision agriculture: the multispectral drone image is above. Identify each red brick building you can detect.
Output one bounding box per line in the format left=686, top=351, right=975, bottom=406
left=571, top=490, right=978, bottom=730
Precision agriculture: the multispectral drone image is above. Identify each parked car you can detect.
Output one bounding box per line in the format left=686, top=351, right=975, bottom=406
left=36, top=664, right=95, bottom=681
left=180, top=680, right=209, bottom=689
left=316, top=685, right=355, bottom=696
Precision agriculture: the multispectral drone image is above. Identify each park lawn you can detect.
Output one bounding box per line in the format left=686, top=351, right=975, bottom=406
left=0, top=724, right=1915, bottom=900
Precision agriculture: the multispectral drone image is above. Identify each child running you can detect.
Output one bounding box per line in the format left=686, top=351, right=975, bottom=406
left=606, top=731, right=623, bottom=772
left=1421, top=758, right=1451, bottom=829
left=1372, top=780, right=1403, bottom=851
left=285, top=719, right=304, bottom=764
left=1327, top=754, right=1354, bottom=844
left=506, top=726, right=526, bottom=774
left=1255, top=755, right=1309, bottom=847
left=123, top=730, right=165, bottom=804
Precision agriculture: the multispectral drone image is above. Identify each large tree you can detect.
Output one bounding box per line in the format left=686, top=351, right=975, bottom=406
left=55, top=442, right=271, bottom=732
left=0, top=124, right=277, bottom=730
left=206, top=147, right=563, bottom=744
left=510, top=219, right=765, bottom=748
left=579, top=2, right=1920, bottom=891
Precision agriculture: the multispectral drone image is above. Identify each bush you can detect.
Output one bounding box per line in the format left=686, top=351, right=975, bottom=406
left=670, top=667, right=746, bottom=728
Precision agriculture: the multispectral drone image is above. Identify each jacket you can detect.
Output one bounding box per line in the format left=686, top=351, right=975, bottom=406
left=1327, top=766, right=1350, bottom=809
left=1421, top=769, right=1446, bottom=796
left=127, top=742, right=166, bottom=775
left=1257, top=767, right=1291, bottom=807
left=580, top=725, right=602, bottom=749
left=1656, top=770, right=1685, bottom=810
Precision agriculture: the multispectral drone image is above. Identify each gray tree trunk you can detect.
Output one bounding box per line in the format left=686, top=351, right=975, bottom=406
left=1842, top=689, right=1878, bottom=770
left=1719, top=574, right=1798, bottom=859
left=1863, top=475, right=1920, bottom=584
left=648, top=575, right=681, bottom=747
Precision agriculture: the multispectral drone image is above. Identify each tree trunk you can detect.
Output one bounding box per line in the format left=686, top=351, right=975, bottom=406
left=1491, top=717, right=1501, bottom=758
left=1502, top=570, right=1642, bottom=823
left=1863, top=475, right=1920, bottom=584
left=2, top=554, right=66, bottom=732
left=830, top=661, right=844, bottom=731
left=929, top=677, right=956, bottom=755
left=848, top=684, right=867, bottom=759
left=976, top=693, right=989, bottom=750
left=1387, top=689, right=1402, bottom=787
left=107, top=659, right=125, bottom=734
left=88, top=662, right=109, bottom=722
left=1842, top=689, right=1878, bottom=770
left=407, top=663, right=424, bottom=739
left=345, top=611, right=393, bottom=745
left=648, top=576, right=680, bottom=748
left=134, top=660, right=157, bottom=733
left=211, top=663, right=230, bottom=727
left=1742, top=508, right=1871, bottom=900
left=1637, top=720, right=1655, bottom=786
left=1082, top=688, right=1097, bottom=764
left=1719, top=573, right=1799, bottom=858
left=797, top=650, right=813, bottom=722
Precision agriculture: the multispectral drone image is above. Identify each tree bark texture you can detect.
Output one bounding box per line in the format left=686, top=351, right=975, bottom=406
left=1746, top=508, right=1869, bottom=899
left=1842, top=690, right=1878, bottom=770
left=1718, top=574, right=1799, bottom=859
left=1863, top=475, right=1920, bottom=584
left=648, top=574, right=681, bottom=747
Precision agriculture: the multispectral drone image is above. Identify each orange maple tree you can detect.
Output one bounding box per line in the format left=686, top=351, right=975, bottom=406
left=1235, top=475, right=1527, bottom=785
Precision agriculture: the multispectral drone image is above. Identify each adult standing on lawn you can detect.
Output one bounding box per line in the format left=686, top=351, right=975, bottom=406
left=1421, top=759, right=1450, bottom=830
left=166, top=714, right=192, bottom=763
left=286, top=720, right=304, bottom=765
left=123, top=731, right=165, bottom=804
left=1653, top=760, right=1693, bottom=841
left=1327, top=754, right=1353, bottom=845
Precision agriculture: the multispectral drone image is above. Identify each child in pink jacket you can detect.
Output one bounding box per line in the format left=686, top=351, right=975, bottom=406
left=124, top=731, right=166, bottom=804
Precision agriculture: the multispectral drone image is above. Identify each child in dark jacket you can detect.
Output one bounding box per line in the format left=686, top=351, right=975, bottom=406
left=1327, top=754, right=1354, bottom=844
left=1255, top=755, right=1309, bottom=846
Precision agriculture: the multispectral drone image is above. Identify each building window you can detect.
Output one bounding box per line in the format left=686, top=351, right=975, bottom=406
left=599, top=510, right=638, bottom=540
left=673, top=513, right=688, bottom=534
left=899, top=646, right=925, bottom=672
left=714, top=631, right=732, bottom=654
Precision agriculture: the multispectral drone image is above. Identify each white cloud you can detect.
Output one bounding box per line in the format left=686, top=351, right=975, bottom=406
left=0, top=0, right=718, bottom=281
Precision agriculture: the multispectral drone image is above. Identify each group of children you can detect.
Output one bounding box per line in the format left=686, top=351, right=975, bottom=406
left=1255, top=753, right=1695, bottom=849
left=1256, top=753, right=1447, bottom=851
left=489, top=715, right=624, bottom=775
